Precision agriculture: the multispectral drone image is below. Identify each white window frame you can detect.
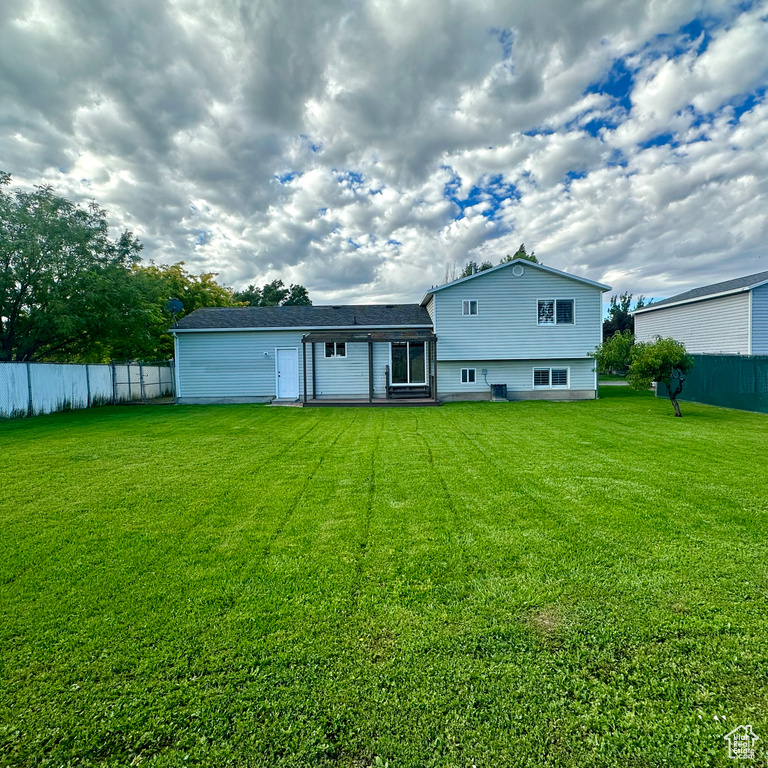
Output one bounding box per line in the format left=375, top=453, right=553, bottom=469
left=537, top=298, right=575, bottom=325
left=532, top=366, right=570, bottom=389
left=460, top=368, right=476, bottom=384
left=324, top=342, right=347, bottom=358
left=389, top=341, right=427, bottom=386
left=462, top=299, right=479, bottom=316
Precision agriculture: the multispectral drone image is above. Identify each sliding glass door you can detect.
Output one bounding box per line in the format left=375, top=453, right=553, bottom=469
left=391, top=341, right=426, bottom=385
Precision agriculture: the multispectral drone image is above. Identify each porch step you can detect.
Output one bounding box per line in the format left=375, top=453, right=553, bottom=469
left=388, top=386, right=431, bottom=399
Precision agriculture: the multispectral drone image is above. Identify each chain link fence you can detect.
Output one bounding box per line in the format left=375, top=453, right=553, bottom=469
left=0, top=361, right=175, bottom=419
left=111, top=361, right=175, bottom=403
left=657, top=353, right=768, bottom=414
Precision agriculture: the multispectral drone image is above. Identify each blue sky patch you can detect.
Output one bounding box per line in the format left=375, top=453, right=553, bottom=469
left=489, top=27, right=514, bottom=60
left=275, top=171, right=301, bottom=184
left=335, top=170, right=365, bottom=189
left=300, top=134, right=323, bottom=153
left=585, top=57, right=634, bottom=112
left=444, top=170, right=519, bottom=221
left=638, top=132, right=678, bottom=150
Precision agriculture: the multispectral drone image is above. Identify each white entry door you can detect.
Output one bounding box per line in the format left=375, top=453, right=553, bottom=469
left=276, top=348, right=299, bottom=399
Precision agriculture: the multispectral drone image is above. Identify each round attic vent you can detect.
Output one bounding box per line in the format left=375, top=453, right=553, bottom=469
left=512, top=265, right=525, bottom=277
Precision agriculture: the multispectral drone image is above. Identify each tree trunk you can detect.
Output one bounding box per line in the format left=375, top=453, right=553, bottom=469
left=668, top=375, right=684, bottom=417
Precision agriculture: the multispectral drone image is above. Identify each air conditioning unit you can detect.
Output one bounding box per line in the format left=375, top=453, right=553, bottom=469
left=490, top=383, right=507, bottom=401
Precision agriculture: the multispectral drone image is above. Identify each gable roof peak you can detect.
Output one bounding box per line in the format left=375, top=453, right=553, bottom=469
left=420, top=259, right=610, bottom=304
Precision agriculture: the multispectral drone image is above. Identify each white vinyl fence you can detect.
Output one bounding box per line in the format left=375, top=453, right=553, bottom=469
left=0, top=361, right=174, bottom=419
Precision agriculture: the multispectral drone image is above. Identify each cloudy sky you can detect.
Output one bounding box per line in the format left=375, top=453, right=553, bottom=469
left=2, top=0, right=768, bottom=304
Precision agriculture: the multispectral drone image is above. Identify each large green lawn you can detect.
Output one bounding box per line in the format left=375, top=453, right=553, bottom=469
left=1, top=389, right=767, bottom=767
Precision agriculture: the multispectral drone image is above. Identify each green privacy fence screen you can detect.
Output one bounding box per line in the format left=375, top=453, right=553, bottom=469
left=657, top=353, right=768, bottom=414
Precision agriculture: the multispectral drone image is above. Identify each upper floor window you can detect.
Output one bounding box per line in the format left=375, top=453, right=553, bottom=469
left=538, top=299, right=574, bottom=325
left=325, top=342, right=346, bottom=358
left=462, top=300, right=478, bottom=316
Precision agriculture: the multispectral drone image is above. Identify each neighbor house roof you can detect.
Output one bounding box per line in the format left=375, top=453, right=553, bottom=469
left=419, top=258, right=611, bottom=305
left=634, top=269, right=768, bottom=314
left=173, top=304, right=433, bottom=331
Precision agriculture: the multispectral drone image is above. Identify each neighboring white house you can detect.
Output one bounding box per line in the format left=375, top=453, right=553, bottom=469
left=634, top=270, right=768, bottom=355
left=172, top=259, right=610, bottom=405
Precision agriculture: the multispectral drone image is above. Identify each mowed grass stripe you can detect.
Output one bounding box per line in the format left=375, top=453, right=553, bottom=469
left=1, top=390, right=767, bottom=767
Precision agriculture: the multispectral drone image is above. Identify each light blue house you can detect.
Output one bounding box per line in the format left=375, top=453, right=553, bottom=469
left=173, top=259, right=610, bottom=405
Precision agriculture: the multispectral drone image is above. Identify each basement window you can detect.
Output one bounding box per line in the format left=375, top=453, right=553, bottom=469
left=324, top=342, right=346, bottom=358
left=533, top=367, right=569, bottom=388
left=461, top=368, right=476, bottom=384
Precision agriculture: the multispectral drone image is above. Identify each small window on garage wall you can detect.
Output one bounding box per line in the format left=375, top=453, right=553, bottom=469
left=325, top=342, right=347, bottom=358
left=461, top=368, right=476, bottom=383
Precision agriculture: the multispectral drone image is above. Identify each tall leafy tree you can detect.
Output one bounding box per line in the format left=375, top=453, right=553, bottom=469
left=0, top=172, right=144, bottom=361
left=233, top=279, right=312, bottom=307
left=459, top=260, right=494, bottom=277
left=603, top=292, right=646, bottom=340
left=500, top=243, right=539, bottom=264
left=117, top=262, right=240, bottom=360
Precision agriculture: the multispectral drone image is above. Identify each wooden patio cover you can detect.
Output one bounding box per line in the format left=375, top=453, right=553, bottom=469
left=300, top=328, right=438, bottom=402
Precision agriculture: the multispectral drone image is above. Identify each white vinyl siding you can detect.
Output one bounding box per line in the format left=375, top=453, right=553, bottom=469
left=438, top=359, right=592, bottom=394
left=433, top=263, right=603, bottom=360
left=751, top=284, right=768, bottom=354
left=176, top=330, right=308, bottom=398
left=634, top=292, right=750, bottom=354
left=177, top=332, right=398, bottom=399
left=425, top=296, right=435, bottom=322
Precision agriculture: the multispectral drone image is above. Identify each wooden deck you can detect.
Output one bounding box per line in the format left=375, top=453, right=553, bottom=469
left=302, top=398, right=439, bottom=408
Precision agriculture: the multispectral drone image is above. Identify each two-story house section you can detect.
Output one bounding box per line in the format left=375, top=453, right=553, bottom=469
left=420, top=259, right=610, bottom=401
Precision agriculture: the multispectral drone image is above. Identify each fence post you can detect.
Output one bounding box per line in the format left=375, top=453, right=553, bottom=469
left=26, top=362, right=33, bottom=417
left=85, top=365, right=91, bottom=408
left=139, top=362, right=145, bottom=403
left=127, top=362, right=132, bottom=401
left=171, top=360, right=177, bottom=403
left=111, top=361, right=117, bottom=405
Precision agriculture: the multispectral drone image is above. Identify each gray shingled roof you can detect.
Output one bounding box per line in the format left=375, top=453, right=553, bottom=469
left=637, top=269, right=768, bottom=312
left=174, top=304, right=432, bottom=330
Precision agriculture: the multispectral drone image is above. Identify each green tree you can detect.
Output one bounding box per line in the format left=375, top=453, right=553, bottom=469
left=459, top=260, right=494, bottom=277
left=117, top=262, right=240, bottom=360
left=603, top=292, right=646, bottom=340
left=626, top=336, right=694, bottom=417
left=0, top=172, right=144, bottom=361
left=283, top=283, right=312, bottom=305
left=232, top=284, right=262, bottom=306
left=500, top=243, right=539, bottom=264
left=233, top=279, right=312, bottom=307
left=590, top=330, right=634, bottom=374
